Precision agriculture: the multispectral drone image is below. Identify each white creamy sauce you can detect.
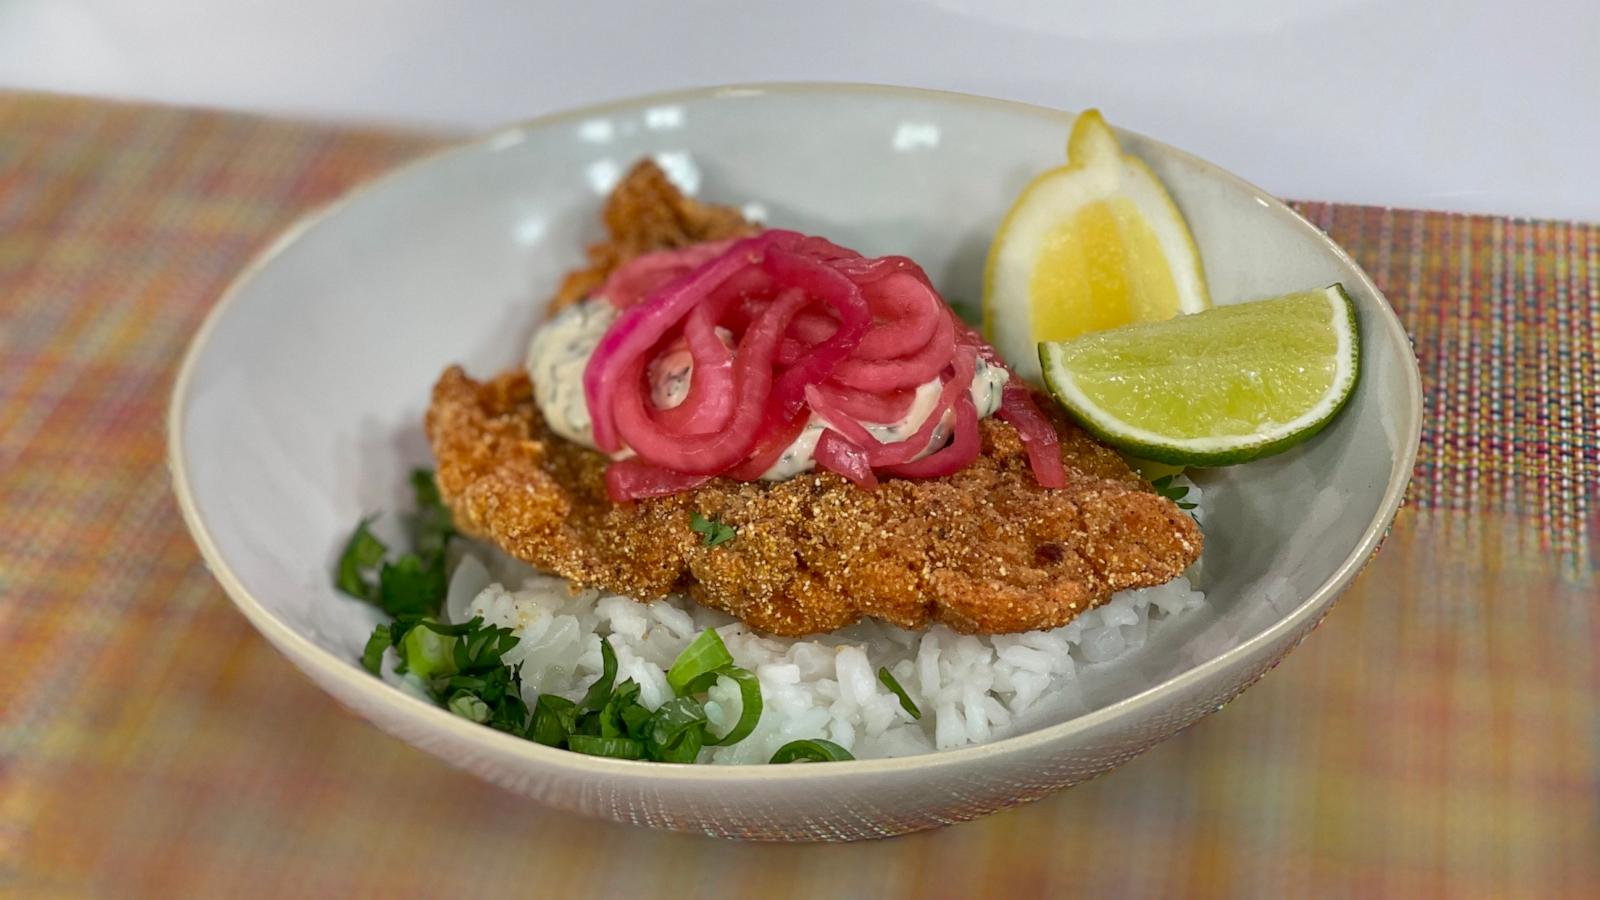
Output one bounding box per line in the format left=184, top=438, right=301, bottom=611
left=647, top=347, right=694, bottom=411
left=525, top=299, right=618, bottom=447
left=525, top=297, right=1010, bottom=480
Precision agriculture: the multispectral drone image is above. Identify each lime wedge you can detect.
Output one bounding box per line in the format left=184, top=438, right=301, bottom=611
left=1038, top=285, right=1360, bottom=466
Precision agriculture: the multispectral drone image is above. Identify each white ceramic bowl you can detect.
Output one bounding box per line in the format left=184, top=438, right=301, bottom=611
left=168, top=83, right=1421, bottom=841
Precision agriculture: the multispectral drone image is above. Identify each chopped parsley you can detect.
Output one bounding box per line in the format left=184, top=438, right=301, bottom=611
left=1150, top=474, right=1198, bottom=511
left=689, top=511, right=736, bottom=547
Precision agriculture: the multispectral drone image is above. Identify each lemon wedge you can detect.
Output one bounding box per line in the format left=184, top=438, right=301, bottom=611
left=984, top=109, right=1209, bottom=384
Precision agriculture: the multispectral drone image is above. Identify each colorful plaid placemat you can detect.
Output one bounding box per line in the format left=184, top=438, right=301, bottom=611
left=2, top=92, right=1595, bottom=899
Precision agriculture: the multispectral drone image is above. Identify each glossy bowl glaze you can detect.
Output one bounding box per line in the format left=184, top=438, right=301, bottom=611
left=168, top=83, right=1421, bottom=841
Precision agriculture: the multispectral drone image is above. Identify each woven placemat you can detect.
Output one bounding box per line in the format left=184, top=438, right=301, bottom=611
left=2, top=92, right=1594, bottom=899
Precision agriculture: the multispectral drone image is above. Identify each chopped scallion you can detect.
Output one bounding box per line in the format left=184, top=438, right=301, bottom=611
left=667, top=628, right=734, bottom=696
left=703, top=666, right=763, bottom=746
left=580, top=639, right=618, bottom=711
left=770, top=739, right=855, bottom=764
left=646, top=696, right=709, bottom=763
left=336, top=518, right=386, bottom=601
left=447, top=692, right=490, bottom=723
left=567, top=734, right=647, bottom=760
left=877, top=666, right=922, bottom=720
left=530, top=694, right=577, bottom=747
left=360, top=624, right=391, bottom=675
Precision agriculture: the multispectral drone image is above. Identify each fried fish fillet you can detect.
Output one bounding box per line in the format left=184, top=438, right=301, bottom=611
left=424, top=159, right=1201, bottom=636
left=428, top=369, right=1201, bottom=636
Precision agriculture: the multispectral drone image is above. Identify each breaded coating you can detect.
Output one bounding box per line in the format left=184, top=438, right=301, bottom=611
left=426, top=368, right=1202, bottom=636
left=549, top=159, right=758, bottom=314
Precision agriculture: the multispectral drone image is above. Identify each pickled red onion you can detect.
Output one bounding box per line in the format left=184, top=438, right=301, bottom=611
left=723, top=412, right=811, bottom=481
left=611, top=287, right=808, bottom=474
left=760, top=247, right=871, bottom=420
left=958, top=323, right=1067, bottom=489
left=586, top=233, right=773, bottom=452
left=880, top=394, right=980, bottom=478
left=598, top=240, right=736, bottom=309
left=805, top=346, right=974, bottom=467
left=584, top=230, right=1063, bottom=500
left=814, top=430, right=879, bottom=489
left=648, top=307, right=735, bottom=434
left=828, top=311, right=955, bottom=391
left=810, top=382, right=918, bottom=424
left=604, top=459, right=714, bottom=500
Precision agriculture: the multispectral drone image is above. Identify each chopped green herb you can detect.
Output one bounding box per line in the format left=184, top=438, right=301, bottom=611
left=408, top=468, right=455, bottom=559
left=336, top=518, right=387, bottom=601
left=770, top=739, right=855, bottom=764
left=567, top=734, right=648, bottom=760
left=703, top=666, right=763, bottom=746
left=667, top=628, right=735, bottom=696
left=580, top=639, right=619, bottom=711
left=360, top=624, right=391, bottom=675
left=647, top=696, right=709, bottom=763
left=399, top=622, right=457, bottom=680
left=335, top=471, right=455, bottom=618
left=1150, top=474, right=1199, bottom=510
left=377, top=553, right=447, bottom=617
left=530, top=694, right=578, bottom=747
left=877, top=667, right=922, bottom=720
left=597, top=680, right=644, bottom=738
left=619, top=699, right=654, bottom=739
left=350, top=473, right=777, bottom=764
left=689, top=511, right=736, bottom=547
left=447, top=692, right=490, bottom=723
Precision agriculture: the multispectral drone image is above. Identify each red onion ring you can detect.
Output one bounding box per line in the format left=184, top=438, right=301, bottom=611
left=723, top=412, right=812, bottom=481
left=611, top=287, right=808, bottom=474
left=604, top=459, right=715, bottom=502
left=880, top=394, right=980, bottom=479
left=828, top=310, right=955, bottom=391
left=760, top=247, right=871, bottom=420
left=647, top=307, right=735, bottom=434
left=583, top=231, right=1063, bottom=498
left=814, top=430, right=879, bottom=489
left=599, top=240, right=737, bottom=309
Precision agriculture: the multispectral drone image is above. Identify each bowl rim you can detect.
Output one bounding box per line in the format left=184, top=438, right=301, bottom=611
left=167, top=80, right=1423, bottom=782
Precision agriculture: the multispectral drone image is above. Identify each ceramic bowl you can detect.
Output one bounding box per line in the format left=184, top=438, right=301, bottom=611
left=168, top=83, right=1421, bottom=841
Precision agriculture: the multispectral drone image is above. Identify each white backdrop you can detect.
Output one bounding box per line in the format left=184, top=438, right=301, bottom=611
left=2, top=0, right=1596, bottom=219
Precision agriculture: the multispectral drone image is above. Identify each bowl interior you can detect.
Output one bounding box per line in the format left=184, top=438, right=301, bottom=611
left=173, top=86, right=1415, bottom=751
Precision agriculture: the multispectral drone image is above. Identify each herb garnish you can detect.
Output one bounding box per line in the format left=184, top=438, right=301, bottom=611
left=877, top=667, right=922, bottom=720
left=689, top=511, right=736, bottom=547
left=342, top=473, right=812, bottom=764
left=1150, top=474, right=1198, bottom=511
left=770, top=738, right=855, bottom=763
left=335, top=468, right=456, bottom=617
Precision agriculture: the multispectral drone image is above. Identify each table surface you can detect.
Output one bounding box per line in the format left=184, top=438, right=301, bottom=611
left=2, top=92, right=1596, bottom=899
left=1, top=0, right=1598, bottom=221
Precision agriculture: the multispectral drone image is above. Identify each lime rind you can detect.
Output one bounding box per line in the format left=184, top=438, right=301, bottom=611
left=1039, top=285, right=1360, bottom=467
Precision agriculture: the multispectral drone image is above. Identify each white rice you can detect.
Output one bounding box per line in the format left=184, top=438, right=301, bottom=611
left=405, top=479, right=1206, bottom=763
